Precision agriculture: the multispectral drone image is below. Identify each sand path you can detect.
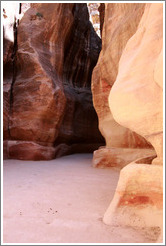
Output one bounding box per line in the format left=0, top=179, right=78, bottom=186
left=3, top=154, right=153, bottom=243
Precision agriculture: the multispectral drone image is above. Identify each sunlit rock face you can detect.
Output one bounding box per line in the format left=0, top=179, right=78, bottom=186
left=104, top=163, right=163, bottom=242
left=3, top=3, right=104, bottom=160
left=100, top=3, right=163, bottom=241
left=92, top=3, right=155, bottom=168
left=109, top=3, right=163, bottom=165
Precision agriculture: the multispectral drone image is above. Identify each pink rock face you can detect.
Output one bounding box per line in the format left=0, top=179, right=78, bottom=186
left=92, top=147, right=156, bottom=168
left=92, top=3, right=153, bottom=168
left=103, top=164, right=163, bottom=230
left=103, top=3, right=163, bottom=241
left=109, top=3, right=163, bottom=165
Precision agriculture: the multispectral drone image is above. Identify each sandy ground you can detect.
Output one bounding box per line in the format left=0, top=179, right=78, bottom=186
left=3, top=154, right=155, bottom=243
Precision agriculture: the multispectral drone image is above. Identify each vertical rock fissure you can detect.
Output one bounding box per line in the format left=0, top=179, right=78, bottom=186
left=98, top=3, right=105, bottom=37
left=9, top=17, right=18, bottom=113
left=8, top=17, right=18, bottom=138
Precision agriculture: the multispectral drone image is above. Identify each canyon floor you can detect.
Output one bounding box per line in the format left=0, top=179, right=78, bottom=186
left=3, top=154, right=156, bottom=244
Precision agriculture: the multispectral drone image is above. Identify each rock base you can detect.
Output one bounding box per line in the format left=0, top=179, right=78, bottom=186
left=103, top=163, right=163, bottom=242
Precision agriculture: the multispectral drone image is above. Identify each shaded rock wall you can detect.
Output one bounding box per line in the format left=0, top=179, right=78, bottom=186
left=92, top=3, right=155, bottom=168
left=98, top=3, right=105, bottom=37
left=3, top=3, right=104, bottom=160
left=56, top=4, right=103, bottom=148
left=3, top=3, right=19, bottom=141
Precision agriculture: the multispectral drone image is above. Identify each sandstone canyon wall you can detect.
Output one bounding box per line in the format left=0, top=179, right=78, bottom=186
left=92, top=3, right=156, bottom=168
left=92, top=3, right=163, bottom=241
left=109, top=3, right=163, bottom=166
left=3, top=2, right=164, bottom=242
left=3, top=3, right=104, bottom=160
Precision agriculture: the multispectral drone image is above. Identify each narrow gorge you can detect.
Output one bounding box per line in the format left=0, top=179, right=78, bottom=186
left=3, top=2, right=163, bottom=244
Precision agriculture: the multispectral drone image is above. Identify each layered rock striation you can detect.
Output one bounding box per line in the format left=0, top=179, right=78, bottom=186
left=3, top=3, right=104, bottom=160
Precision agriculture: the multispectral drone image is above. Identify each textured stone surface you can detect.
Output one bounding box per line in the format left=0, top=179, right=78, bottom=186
left=3, top=141, right=8, bottom=160
left=98, top=3, right=105, bottom=36
left=103, top=163, right=163, bottom=241
left=92, top=3, right=153, bottom=168
left=103, top=3, right=163, bottom=241
left=92, top=147, right=156, bottom=168
left=3, top=3, right=19, bottom=141
left=3, top=3, right=104, bottom=160
left=9, top=4, right=71, bottom=146
left=109, top=3, right=163, bottom=165
left=57, top=4, right=103, bottom=147
left=8, top=141, right=55, bottom=160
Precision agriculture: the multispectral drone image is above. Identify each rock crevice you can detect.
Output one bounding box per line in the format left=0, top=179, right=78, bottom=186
left=9, top=17, right=18, bottom=113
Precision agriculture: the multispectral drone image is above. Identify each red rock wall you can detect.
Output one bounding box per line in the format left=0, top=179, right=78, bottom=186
left=3, top=3, right=104, bottom=160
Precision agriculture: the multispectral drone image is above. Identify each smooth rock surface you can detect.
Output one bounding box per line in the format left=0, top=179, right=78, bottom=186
left=109, top=3, right=163, bottom=165
left=103, top=3, right=163, bottom=241
left=103, top=163, right=163, bottom=242
left=92, top=3, right=153, bottom=168
left=93, top=147, right=156, bottom=168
